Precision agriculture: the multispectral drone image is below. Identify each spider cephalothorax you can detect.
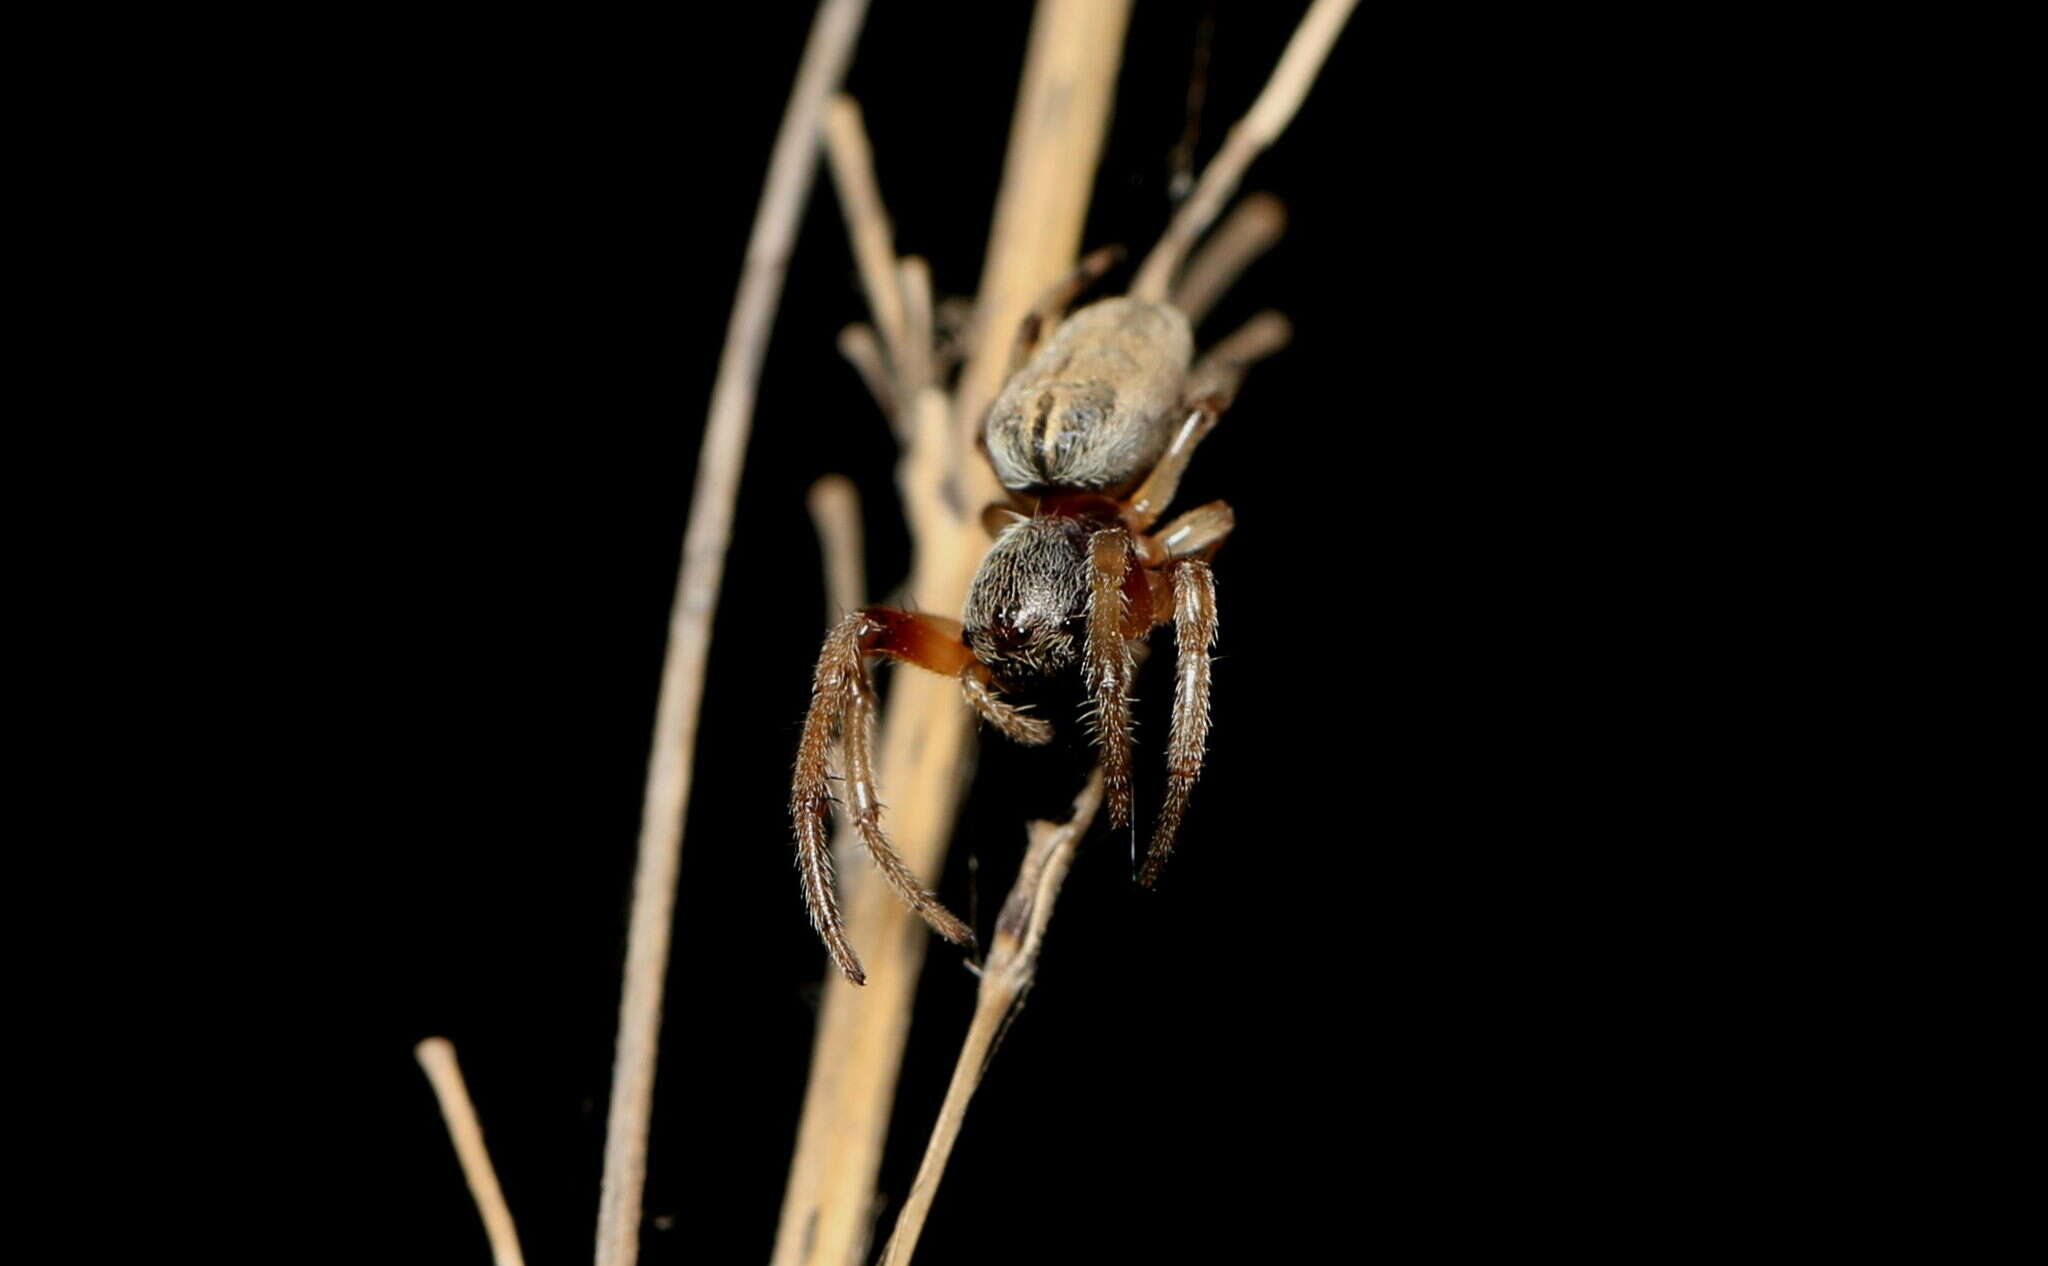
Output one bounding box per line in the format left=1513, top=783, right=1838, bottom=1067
left=961, top=516, right=1090, bottom=685
left=791, top=248, right=1280, bottom=983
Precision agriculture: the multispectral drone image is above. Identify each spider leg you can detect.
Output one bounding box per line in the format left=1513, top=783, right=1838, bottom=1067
left=1153, top=499, right=1235, bottom=561
left=1139, top=558, right=1219, bottom=888
left=1085, top=528, right=1137, bottom=831
left=791, top=608, right=979, bottom=984
left=1124, top=311, right=1289, bottom=528
left=791, top=614, right=872, bottom=984
left=841, top=661, right=975, bottom=949
left=1183, top=309, right=1292, bottom=408
left=1009, top=244, right=1127, bottom=372
left=1123, top=400, right=1223, bottom=529
left=960, top=661, right=1054, bottom=745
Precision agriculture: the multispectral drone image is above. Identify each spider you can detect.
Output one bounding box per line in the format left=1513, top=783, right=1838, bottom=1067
left=791, top=246, right=1282, bottom=984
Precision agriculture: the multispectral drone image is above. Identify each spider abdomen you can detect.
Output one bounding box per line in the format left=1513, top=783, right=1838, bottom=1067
left=984, top=297, right=1193, bottom=493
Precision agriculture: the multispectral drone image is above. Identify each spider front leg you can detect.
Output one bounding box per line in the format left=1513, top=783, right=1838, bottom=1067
left=1139, top=556, right=1219, bottom=887
left=960, top=661, right=1054, bottom=745
left=792, top=608, right=986, bottom=984
left=1085, top=528, right=1138, bottom=831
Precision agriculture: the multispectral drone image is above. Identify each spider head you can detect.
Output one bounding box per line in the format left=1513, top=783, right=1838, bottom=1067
left=963, top=516, right=1090, bottom=687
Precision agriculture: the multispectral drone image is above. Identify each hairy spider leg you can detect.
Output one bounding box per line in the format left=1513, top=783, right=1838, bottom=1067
left=1084, top=529, right=1138, bottom=832
left=794, top=607, right=1025, bottom=983
left=1139, top=558, right=1218, bottom=887
left=959, top=666, right=1054, bottom=745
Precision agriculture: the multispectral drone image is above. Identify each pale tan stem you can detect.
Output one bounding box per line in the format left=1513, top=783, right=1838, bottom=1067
left=771, top=4, right=1132, bottom=1263
left=592, top=3, right=871, bottom=1265
left=837, top=322, right=896, bottom=421
left=897, top=256, right=934, bottom=398
left=1131, top=0, right=1359, bottom=302
left=878, top=770, right=1107, bottom=1265
left=1170, top=192, right=1288, bottom=327
left=952, top=0, right=1137, bottom=470
left=806, top=474, right=866, bottom=622
left=823, top=95, right=909, bottom=369
left=416, top=1038, right=526, bottom=1266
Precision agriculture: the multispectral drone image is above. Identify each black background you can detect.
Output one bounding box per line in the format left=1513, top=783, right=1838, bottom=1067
left=282, top=3, right=1794, bottom=1261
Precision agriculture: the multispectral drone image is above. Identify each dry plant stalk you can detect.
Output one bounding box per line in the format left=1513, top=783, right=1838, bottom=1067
left=806, top=474, right=866, bottom=621
left=592, top=2, right=871, bottom=1264
left=854, top=3, right=1355, bottom=1258
left=769, top=0, right=1355, bottom=1258
left=878, top=771, right=1106, bottom=1265
left=415, top=1037, right=526, bottom=1266
left=772, top=3, right=1134, bottom=1262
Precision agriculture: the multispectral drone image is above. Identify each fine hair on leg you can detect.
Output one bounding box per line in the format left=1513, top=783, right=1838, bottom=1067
left=1140, top=558, right=1216, bottom=887
left=791, top=609, right=979, bottom=984
left=960, top=664, right=1054, bottom=745
left=791, top=612, right=872, bottom=983
left=843, top=661, right=975, bottom=948
left=1084, top=528, right=1136, bottom=830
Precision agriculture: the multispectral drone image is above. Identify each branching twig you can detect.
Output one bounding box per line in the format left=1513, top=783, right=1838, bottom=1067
left=878, top=770, right=1107, bottom=1265
left=771, top=4, right=1133, bottom=1262
left=416, top=1038, right=526, bottom=1266
left=823, top=95, right=910, bottom=369
left=837, top=322, right=896, bottom=421
left=593, top=3, right=871, bottom=1264
left=896, top=257, right=934, bottom=399
left=1131, top=0, right=1359, bottom=302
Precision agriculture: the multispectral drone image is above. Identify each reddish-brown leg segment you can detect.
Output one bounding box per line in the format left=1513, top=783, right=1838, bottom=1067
left=1153, top=499, right=1235, bottom=561
left=1126, top=311, right=1288, bottom=530
left=1139, top=559, right=1218, bottom=887
left=1123, top=401, right=1223, bottom=529
left=792, top=607, right=995, bottom=984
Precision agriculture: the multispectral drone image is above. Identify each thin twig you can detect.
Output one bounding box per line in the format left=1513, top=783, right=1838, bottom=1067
left=837, top=323, right=896, bottom=421
left=416, top=1038, right=526, bottom=1266
left=823, top=94, right=909, bottom=370
left=807, top=474, right=866, bottom=622
left=1130, top=0, right=1358, bottom=302
left=1171, top=192, right=1287, bottom=327
left=897, top=256, right=934, bottom=399
left=878, top=770, right=1107, bottom=1265
left=593, top=4, right=871, bottom=1265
